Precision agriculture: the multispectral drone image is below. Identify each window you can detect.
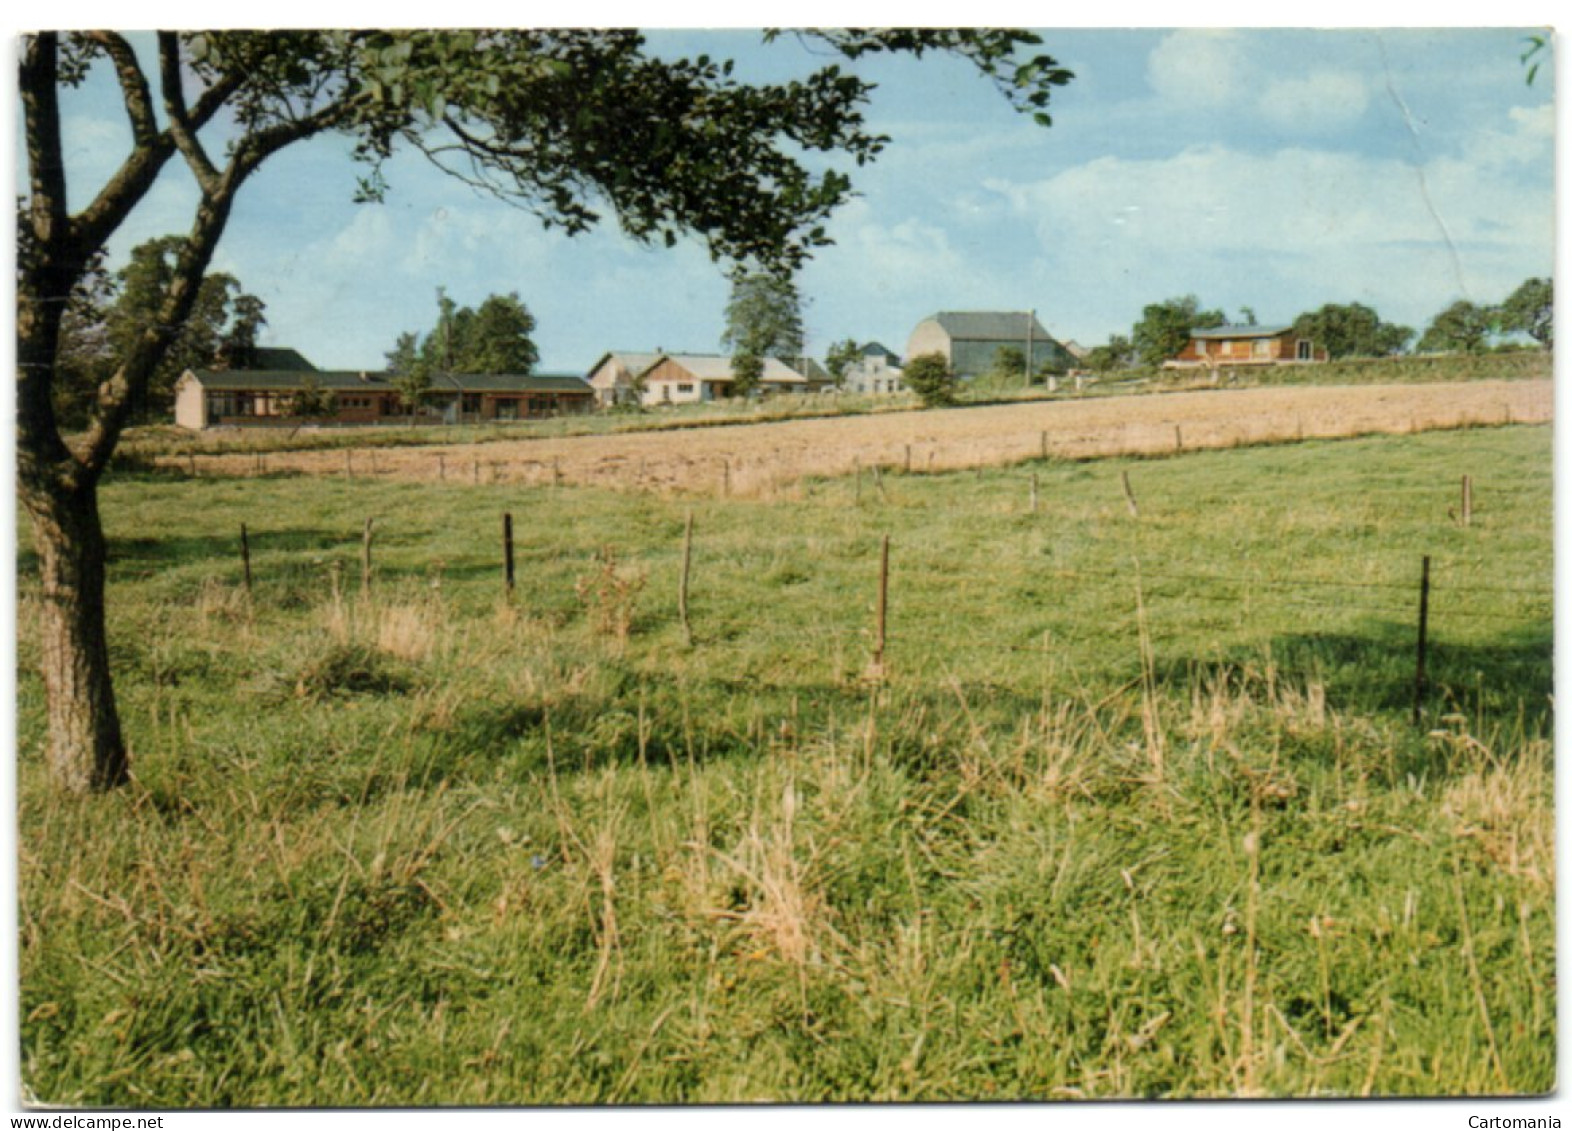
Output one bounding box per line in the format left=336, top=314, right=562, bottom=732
left=1296, top=339, right=1313, bottom=361
left=1253, top=339, right=1271, bottom=358
left=495, top=398, right=519, bottom=421
left=676, top=383, right=694, bottom=394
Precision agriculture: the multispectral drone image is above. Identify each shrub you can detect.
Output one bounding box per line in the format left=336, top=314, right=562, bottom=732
left=903, top=352, right=957, bottom=407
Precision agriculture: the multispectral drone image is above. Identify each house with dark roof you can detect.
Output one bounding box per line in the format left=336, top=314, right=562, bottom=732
left=841, top=342, right=906, bottom=396
left=174, top=365, right=593, bottom=429
left=1165, top=325, right=1328, bottom=368
left=905, top=311, right=1077, bottom=378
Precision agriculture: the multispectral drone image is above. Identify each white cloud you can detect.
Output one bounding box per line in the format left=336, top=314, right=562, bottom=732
left=1258, top=71, right=1371, bottom=132
left=986, top=132, right=1551, bottom=343
left=1146, top=31, right=1250, bottom=109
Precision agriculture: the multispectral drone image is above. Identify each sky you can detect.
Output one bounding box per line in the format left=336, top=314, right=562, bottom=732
left=25, top=26, right=1559, bottom=373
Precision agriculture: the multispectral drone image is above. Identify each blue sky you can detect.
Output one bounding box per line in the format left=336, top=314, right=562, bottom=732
left=34, top=25, right=1557, bottom=372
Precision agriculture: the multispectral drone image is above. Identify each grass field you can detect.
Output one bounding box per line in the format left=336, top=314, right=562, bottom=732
left=15, top=420, right=1553, bottom=1104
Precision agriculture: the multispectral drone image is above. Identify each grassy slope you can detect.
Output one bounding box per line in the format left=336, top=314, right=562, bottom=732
left=16, top=424, right=1553, bottom=1104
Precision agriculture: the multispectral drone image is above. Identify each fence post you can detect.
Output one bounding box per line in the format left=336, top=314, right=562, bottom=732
left=872, top=534, right=890, bottom=676
left=1413, top=555, right=1431, bottom=726
left=473, top=458, right=480, bottom=485
left=344, top=449, right=353, bottom=479
left=1121, top=469, right=1139, bottom=518
left=678, top=509, right=694, bottom=646
left=553, top=457, right=562, bottom=488
left=722, top=458, right=731, bottom=497
left=1030, top=472, right=1039, bottom=514
left=1174, top=424, right=1183, bottom=452
left=188, top=451, right=197, bottom=477
left=361, top=517, right=375, bottom=597
left=1040, top=430, right=1048, bottom=460
left=904, top=444, right=912, bottom=474
left=239, top=523, right=253, bottom=599
left=370, top=449, right=378, bottom=476
left=503, top=512, right=515, bottom=599
left=1461, top=475, right=1473, bottom=528
left=438, top=453, right=445, bottom=481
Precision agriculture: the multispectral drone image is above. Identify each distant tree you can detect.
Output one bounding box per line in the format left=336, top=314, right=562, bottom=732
left=1085, top=334, right=1136, bottom=374
left=991, top=344, right=1028, bottom=384
left=723, top=273, right=804, bottom=394
left=825, top=338, right=862, bottom=385
left=1499, top=277, right=1552, bottom=348
left=903, top=352, right=957, bottom=408
left=104, top=234, right=267, bottom=418
left=1132, top=295, right=1225, bottom=367
left=1418, top=300, right=1496, bottom=355
left=1238, top=306, right=1258, bottom=326
left=282, top=374, right=337, bottom=424
left=385, top=330, right=420, bottom=375
left=458, top=293, right=539, bottom=373
left=1292, top=302, right=1413, bottom=359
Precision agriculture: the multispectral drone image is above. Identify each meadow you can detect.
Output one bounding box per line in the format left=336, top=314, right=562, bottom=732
left=15, top=418, right=1554, bottom=1104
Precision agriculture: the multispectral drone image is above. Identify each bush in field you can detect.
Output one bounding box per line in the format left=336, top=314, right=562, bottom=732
left=903, top=352, right=958, bottom=407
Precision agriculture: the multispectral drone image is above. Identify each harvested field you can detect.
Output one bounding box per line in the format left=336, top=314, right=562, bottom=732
left=175, top=379, right=1551, bottom=495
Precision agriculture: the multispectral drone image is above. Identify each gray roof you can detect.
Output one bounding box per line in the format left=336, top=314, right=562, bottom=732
left=247, top=347, right=318, bottom=372
left=931, top=311, right=1052, bottom=343
left=1190, top=324, right=1293, bottom=339
left=641, top=353, right=813, bottom=384
left=861, top=341, right=901, bottom=362
left=438, top=372, right=593, bottom=394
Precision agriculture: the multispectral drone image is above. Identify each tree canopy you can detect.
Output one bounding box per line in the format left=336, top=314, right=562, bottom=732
left=824, top=338, right=862, bottom=384
left=1131, top=295, right=1225, bottom=367
left=721, top=273, right=805, bottom=395
left=388, top=288, right=540, bottom=377
left=1418, top=300, right=1495, bottom=355
left=1291, top=302, right=1412, bottom=359
left=1499, top=277, right=1552, bottom=347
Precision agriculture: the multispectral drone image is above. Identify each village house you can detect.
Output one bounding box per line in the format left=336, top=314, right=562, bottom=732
left=905, top=311, right=1078, bottom=378
left=840, top=342, right=906, bottom=395
left=1166, top=324, right=1329, bottom=368
left=174, top=356, right=594, bottom=429
left=585, top=352, right=831, bottom=407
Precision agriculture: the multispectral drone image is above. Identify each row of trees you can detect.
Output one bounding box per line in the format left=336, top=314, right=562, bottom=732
left=1085, top=278, right=1552, bottom=373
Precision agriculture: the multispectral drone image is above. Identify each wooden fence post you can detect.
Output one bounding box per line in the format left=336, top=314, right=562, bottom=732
left=1121, top=469, right=1139, bottom=518
left=361, top=517, right=375, bottom=597
left=1174, top=424, right=1183, bottom=452
left=872, top=534, right=890, bottom=676
left=904, top=444, right=912, bottom=474
left=722, top=458, right=731, bottom=497
left=1413, top=555, right=1431, bottom=726
left=1461, top=475, right=1473, bottom=528
left=1030, top=472, right=1039, bottom=514
left=344, top=449, right=353, bottom=479
left=188, top=451, right=197, bottom=477
left=678, top=510, right=694, bottom=647
left=369, top=449, right=378, bottom=476
left=472, top=458, right=480, bottom=485
left=239, top=523, right=253, bottom=599
left=438, top=453, right=445, bottom=481
left=503, top=512, right=515, bottom=598
left=1040, top=430, right=1048, bottom=460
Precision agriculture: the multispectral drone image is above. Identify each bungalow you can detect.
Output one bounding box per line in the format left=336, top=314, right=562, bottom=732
left=174, top=366, right=593, bottom=429
left=589, top=352, right=826, bottom=407
left=905, top=311, right=1078, bottom=378
left=1166, top=325, right=1329, bottom=368
left=585, top=351, right=664, bottom=407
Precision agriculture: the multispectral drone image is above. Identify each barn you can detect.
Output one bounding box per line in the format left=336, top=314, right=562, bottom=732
left=905, top=311, right=1077, bottom=378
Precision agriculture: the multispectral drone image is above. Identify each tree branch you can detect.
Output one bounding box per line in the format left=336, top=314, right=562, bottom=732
left=158, top=31, right=222, bottom=194
left=82, top=32, right=158, bottom=146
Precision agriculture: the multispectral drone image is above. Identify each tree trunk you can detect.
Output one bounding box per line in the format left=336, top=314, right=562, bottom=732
left=22, top=477, right=128, bottom=792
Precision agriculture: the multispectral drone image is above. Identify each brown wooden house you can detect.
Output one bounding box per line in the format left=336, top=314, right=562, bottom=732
left=1166, top=325, right=1328, bottom=368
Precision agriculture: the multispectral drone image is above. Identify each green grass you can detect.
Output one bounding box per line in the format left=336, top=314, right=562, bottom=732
left=16, top=423, right=1553, bottom=1104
